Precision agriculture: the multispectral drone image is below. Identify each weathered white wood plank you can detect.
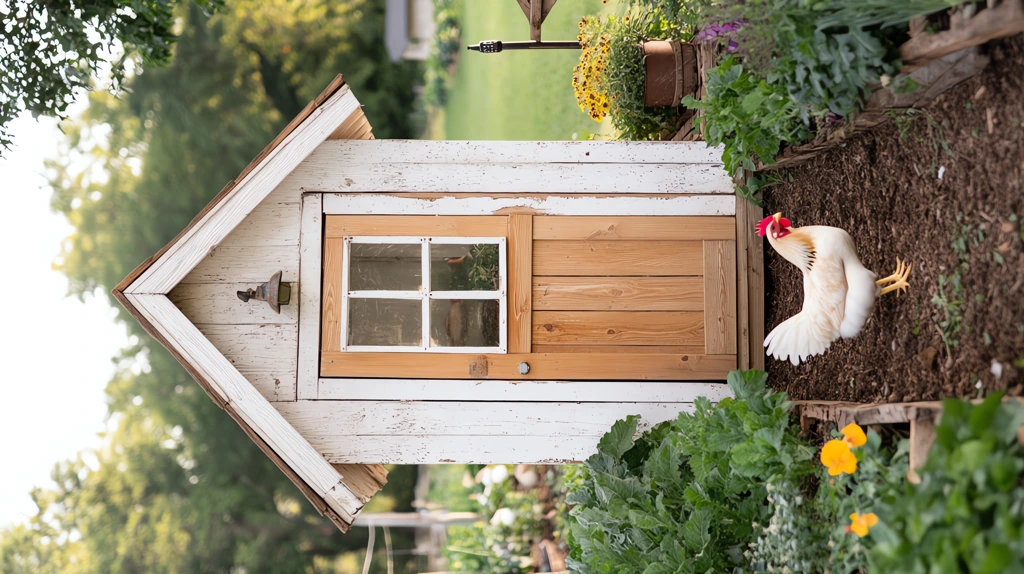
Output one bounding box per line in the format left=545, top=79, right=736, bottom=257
left=318, top=435, right=615, bottom=464
left=186, top=245, right=299, bottom=284
left=298, top=194, right=322, bottom=400
left=168, top=283, right=298, bottom=324
left=295, top=161, right=733, bottom=194
left=125, top=293, right=361, bottom=520
left=198, top=324, right=297, bottom=402
left=322, top=194, right=735, bottom=217
left=275, top=401, right=694, bottom=437
left=317, top=379, right=731, bottom=402
left=314, top=139, right=726, bottom=165
left=218, top=197, right=301, bottom=247
left=128, top=87, right=360, bottom=294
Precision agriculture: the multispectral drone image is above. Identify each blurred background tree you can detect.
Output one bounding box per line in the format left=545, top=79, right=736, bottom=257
left=0, top=0, right=223, bottom=151
left=0, top=1, right=420, bottom=572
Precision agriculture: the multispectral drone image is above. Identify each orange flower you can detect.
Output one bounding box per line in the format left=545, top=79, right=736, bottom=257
left=841, top=423, right=867, bottom=448
left=847, top=512, right=878, bottom=537
left=820, top=440, right=857, bottom=476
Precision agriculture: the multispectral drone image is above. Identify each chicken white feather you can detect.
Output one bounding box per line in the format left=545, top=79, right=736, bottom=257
left=760, top=216, right=906, bottom=366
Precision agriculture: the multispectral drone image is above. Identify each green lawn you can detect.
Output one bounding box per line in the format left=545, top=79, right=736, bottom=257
left=442, top=0, right=622, bottom=140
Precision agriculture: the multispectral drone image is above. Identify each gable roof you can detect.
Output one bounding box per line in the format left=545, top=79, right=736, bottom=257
left=112, top=75, right=381, bottom=532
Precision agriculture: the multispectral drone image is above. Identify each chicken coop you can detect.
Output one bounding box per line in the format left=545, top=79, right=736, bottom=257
left=114, top=76, right=765, bottom=531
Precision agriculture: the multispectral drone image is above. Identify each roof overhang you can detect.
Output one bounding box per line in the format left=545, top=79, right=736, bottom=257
left=112, top=75, right=374, bottom=532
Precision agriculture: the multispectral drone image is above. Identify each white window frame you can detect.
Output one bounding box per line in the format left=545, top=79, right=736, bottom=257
left=339, top=236, right=508, bottom=354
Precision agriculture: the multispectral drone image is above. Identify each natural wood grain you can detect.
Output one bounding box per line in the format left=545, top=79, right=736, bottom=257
left=321, top=238, right=344, bottom=353
left=529, top=0, right=542, bottom=40
left=317, top=378, right=732, bottom=402
left=533, top=216, right=734, bottom=241
left=530, top=345, right=705, bottom=354
left=533, top=311, right=704, bottom=346
left=899, top=0, right=1024, bottom=67
left=703, top=240, right=737, bottom=355
left=533, top=240, right=703, bottom=276
left=321, top=351, right=735, bottom=380
left=297, top=194, right=323, bottom=400
left=198, top=323, right=297, bottom=402
left=746, top=205, right=765, bottom=370
left=328, top=106, right=374, bottom=140
left=325, top=215, right=509, bottom=238
left=168, top=282, right=298, bottom=324
left=533, top=276, right=703, bottom=311
left=735, top=198, right=751, bottom=370
left=508, top=215, right=533, bottom=353
left=331, top=463, right=388, bottom=503
left=323, top=193, right=736, bottom=217
left=907, top=417, right=937, bottom=485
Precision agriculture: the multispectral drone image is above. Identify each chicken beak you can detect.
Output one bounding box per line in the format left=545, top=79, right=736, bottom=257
left=773, top=212, right=783, bottom=223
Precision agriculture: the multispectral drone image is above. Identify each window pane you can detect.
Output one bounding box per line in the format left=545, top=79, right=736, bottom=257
left=349, top=243, right=422, bottom=291
left=430, top=299, right=500, bottom=348
left=430, top=243, right=501, bottom=291
left=349, top=299, right=422, bottom=347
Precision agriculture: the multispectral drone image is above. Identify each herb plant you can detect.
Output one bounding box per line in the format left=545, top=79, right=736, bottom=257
left=565, top=370, right=816, bottom=573
left=565, top=372, right=1024, bottom=572
left=683, top=56, right=810, bottom=176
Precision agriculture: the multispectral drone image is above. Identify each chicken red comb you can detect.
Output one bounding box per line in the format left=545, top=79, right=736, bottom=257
left=755, top=214, right=792, bottom=237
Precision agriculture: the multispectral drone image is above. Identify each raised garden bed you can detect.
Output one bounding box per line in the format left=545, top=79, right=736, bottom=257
left=764, top=34, right=1024, bottom=403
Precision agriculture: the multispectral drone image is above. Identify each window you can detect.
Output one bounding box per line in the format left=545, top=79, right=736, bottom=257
left=338, top=236, right=507, bottom=353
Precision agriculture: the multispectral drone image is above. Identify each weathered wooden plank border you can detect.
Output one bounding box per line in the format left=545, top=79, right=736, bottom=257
left=322, top=193, right=736, bottom=216
left=316, top=379, right=732, bottom=402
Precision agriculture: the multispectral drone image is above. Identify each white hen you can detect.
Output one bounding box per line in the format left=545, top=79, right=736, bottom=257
left=759, top=213, right=911, bottom=366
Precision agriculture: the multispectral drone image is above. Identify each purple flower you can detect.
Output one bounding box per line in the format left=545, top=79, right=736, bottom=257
left=693, top=19, right=748, bottom=43
left=727, top=40, right=739, bottom=52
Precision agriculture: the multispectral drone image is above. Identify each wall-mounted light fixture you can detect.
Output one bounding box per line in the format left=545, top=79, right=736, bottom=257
left=237, top=271, right=291, bottom=314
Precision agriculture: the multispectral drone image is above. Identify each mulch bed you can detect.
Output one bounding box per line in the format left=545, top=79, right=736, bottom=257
left=763, top=35, right=1024, bottom=404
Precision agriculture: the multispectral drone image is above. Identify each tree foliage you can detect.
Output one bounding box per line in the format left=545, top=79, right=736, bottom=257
left=0, top=0, right=224, bottom=151
left=1, top=1, right=421, bottom=571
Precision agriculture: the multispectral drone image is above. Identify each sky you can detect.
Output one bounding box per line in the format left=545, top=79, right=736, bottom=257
left=0, top=112, right=130, bottom=528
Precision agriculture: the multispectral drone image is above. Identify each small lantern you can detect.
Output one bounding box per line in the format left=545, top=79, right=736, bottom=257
left=237, top=271, right=291, bottom=314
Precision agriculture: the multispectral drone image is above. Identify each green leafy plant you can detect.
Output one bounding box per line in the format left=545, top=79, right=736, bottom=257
left=422, top=0, right=462, bottom=108
left=869, top=393, right=1024, bottom=572
left=683, top=56, right=810, bottom=176
left=565, top=370, right=817, bottom=573
left=0, top=0, right=224, bottom=151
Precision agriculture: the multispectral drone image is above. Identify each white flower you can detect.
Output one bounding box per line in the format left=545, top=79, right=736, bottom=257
left=491, top=465, right=510, bottom=484
left=490, top=507, right=516, bottom=526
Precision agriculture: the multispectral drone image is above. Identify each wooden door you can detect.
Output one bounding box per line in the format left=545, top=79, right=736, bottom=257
left=321, top=215, right=736, bottom=380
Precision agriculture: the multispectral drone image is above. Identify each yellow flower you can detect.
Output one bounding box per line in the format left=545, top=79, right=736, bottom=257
left=820, top=440, right=857, bottom=476
left=847, top=512, right=878, bottom=537
left=841, top=423, right=867, bottom=448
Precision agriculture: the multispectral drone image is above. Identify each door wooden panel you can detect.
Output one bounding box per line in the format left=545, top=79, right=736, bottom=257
left=532, top=311, right=704, bottom=346
left=321, top=214, right=738, bottom=380
left=533, top=276, right=704, bottom=311
left=533, top=240, right=703, bottom=276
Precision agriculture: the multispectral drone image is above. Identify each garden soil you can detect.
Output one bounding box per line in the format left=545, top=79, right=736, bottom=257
left=763, top=35, right=1024, bottom=403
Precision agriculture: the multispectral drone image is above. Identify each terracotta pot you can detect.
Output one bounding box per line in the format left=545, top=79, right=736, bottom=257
left=643, top=41, right=697, bottom=107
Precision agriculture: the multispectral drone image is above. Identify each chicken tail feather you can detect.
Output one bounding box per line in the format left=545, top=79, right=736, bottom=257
left=764, top=310, right=835, bottom=366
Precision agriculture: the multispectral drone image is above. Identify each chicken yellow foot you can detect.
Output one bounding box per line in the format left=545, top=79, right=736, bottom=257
left=876, top=258, right=912, bottom=297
